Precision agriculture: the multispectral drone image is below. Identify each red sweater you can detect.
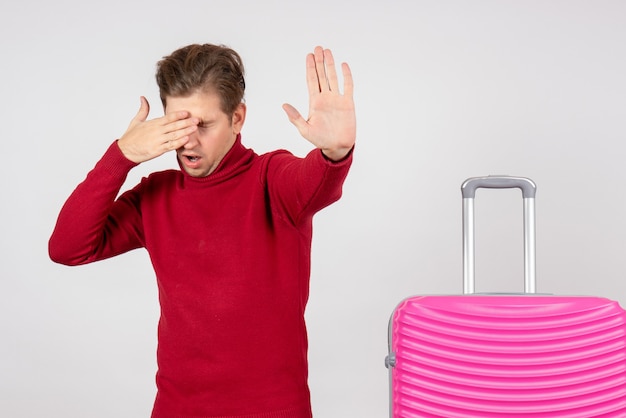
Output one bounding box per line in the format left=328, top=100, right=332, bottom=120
left=49, top=136, right=352, bottom=418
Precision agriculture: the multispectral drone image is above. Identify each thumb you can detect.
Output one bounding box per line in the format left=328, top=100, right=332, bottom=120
left=133, top=96, right=150, bottom=123
left=282, top=103, right=308, bottom=136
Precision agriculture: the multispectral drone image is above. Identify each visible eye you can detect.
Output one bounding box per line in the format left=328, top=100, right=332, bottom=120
left=197, top=120, right=212, bottom=130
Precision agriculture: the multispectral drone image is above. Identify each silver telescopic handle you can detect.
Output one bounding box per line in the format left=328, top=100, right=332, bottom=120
left=461, top=176, right=537, bottom=294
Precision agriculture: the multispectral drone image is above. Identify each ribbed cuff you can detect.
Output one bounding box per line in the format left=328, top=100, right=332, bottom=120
left=95, top=140, right=139, bottom=180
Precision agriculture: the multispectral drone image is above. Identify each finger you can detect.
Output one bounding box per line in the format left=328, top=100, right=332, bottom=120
left=341, top=62, right=354, bottom=98
left=134, top=96, right=150, bottom=123
left=162, top=116, right=200, bottom=135
left=323, top=49, right=340, bottom=92
left=127, top=96, right=150, bottom=130
left=305, top=53, right=320, bottom=97
left=161, top=136, right=190, bottom=153
left=282, top=103, right=309, bottom=136
left=313, top=46, right=329, bottom=92
left=165, top=123, right=198, bottom=143
left=161, top=110, right=193, bottom=126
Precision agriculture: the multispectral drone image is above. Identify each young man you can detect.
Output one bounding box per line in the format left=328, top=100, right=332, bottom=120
left=49, top=44, right=355, bottom=418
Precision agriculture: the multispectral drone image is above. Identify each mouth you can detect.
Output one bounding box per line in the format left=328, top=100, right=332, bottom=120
left=180, top=154, right=202, bottom=169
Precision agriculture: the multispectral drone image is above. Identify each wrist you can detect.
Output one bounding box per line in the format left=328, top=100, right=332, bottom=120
left=116, top=139, right=142, bottom=164
left=321, top=145, right=354, bottom=162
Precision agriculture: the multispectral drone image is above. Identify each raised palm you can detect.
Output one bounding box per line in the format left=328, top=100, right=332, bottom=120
left=283, top=47, right=356, bottom=161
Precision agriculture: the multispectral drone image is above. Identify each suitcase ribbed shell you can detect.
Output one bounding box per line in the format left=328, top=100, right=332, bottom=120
left=390, top=295, right=626, bottom=417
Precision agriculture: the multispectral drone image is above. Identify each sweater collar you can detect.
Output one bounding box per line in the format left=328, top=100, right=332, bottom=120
left=177, top=134, right=255, bottom=186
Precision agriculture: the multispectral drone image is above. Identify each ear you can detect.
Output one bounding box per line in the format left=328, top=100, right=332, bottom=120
left=232, top=103, right=246, bottom=134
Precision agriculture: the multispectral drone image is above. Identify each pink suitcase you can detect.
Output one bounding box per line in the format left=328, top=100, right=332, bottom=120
left=385, top=176, right=626, bottom=417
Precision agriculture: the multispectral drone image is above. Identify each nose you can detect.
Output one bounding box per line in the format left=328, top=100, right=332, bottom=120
left=183, top=129, right=200, bottom=149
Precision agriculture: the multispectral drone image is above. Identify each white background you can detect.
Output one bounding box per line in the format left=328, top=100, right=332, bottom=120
left=1, top=0, right=626, bottom=417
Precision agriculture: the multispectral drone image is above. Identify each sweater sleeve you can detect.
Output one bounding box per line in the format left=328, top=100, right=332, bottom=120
left=49, top=141, right=145, bottom=266
left=265, top=147, right=353, bottom=226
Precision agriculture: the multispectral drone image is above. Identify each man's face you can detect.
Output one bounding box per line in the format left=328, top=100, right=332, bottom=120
left=165, top=90, right=246, bottom=177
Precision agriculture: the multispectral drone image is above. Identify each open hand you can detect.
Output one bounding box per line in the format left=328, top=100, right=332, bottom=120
left=117, top=96, right=199, bottom=164
left=283, top=47, right=356, bottom=161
